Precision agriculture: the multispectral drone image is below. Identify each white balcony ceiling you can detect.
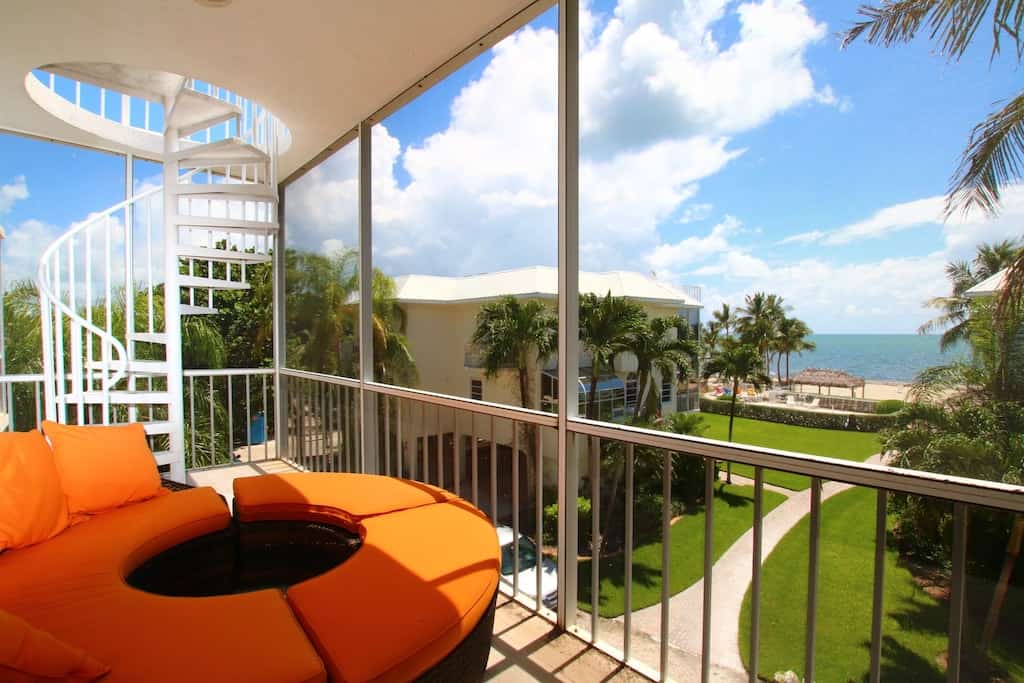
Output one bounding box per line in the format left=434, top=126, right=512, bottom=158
left=0, top=0, right=547, bottom=178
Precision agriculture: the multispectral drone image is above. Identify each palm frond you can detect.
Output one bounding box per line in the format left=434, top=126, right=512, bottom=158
left=842, top=0, right=1024, bottom=62
left=946, top=92, right=1024, bottom=217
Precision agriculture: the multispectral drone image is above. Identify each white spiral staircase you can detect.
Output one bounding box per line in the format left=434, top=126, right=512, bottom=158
left=34, top=66, right=284, bottom=481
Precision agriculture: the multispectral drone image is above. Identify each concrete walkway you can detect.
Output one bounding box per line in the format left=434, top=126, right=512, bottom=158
left=626, top=454, right=884, bottom=675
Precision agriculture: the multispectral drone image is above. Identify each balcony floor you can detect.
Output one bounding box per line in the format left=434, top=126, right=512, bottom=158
left=488, top=594, right=646, bottom=682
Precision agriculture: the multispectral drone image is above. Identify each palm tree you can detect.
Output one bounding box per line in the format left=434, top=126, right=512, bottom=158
left=712, top=303, right=735, bottom=338
left=471, top=296, right=557, bottom=410
left=918, top=240, right=1021, bottom=350
left=628, top=315, right=696, bottom=420
left=579, top=292, right=645, bottom=420
left=738, top=292, right=785, bottom=375
left=773, top=316, right=816, bottom=385
left=703, top=339, right=771, bottom=483
left=843, top=2, right=1024, bottom=218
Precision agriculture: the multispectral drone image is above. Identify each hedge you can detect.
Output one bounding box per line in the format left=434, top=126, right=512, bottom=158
left=874, top=399, right=905, bottom=415
left=699, top=397, right=897, bottom=432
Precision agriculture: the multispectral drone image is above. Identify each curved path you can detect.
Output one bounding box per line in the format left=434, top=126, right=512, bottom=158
left=625, top=454, right=884, bottom=677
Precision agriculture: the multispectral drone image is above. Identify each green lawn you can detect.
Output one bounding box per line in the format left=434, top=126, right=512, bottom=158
left=699, top=412, right=882, bottom=490
left=578, top=483, right=786, bottom=618
left=738, top=486, right=1024, bottom=682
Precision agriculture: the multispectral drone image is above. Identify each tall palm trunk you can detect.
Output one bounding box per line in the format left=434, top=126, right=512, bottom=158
left=786, top=352, right=791, bottom=385
left=982, top=514, right=1024, bottom=650
left=587, top=368, right=599, bottom=419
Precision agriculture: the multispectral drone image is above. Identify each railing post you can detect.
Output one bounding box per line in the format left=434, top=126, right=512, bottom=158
left=274, top=177, right=289, bottom=461
left=163, top=118, right=186, bottom=482
left=357, top=121, right=377, bottom=473
left=556, top=0, right=581, bottom=631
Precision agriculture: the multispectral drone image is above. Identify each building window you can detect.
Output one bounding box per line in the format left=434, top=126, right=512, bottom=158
left=660, top=377, right=672, bottom=403
left=470, top=379, right=483, bottom=401
left=541, top=373, right=557, bottom=413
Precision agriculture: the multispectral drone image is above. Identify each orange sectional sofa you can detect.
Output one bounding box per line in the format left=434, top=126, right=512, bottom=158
left=0, top=426, right=500, bottom=682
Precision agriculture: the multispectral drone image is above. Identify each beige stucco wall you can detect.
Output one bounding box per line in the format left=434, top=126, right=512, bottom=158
left=393, top=296, right=698, bottom=487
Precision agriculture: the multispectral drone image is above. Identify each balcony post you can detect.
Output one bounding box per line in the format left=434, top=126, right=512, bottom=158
left=557, top=0, right=581, bottom=630
left=358, top=121, right=378, bottom=473
left=274, top=182, right=289, bottom=459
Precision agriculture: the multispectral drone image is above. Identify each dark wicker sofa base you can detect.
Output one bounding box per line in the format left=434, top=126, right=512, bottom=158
left=127, top=516, right=494, bottom=681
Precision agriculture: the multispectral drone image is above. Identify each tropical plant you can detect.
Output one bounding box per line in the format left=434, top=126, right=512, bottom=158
left=738, top=292, right=786, bottom=375
left=712, top=302, right=735, bottom=338
left=470, top=295, right=557, bottom=410
left=772, top=316, right=815, bottom=384
left=579, top=292, right=645, bottom=419
left=918, top=240, right=1021, bottom=350
left=703, top=339, right=771, bottom=482
left=627, top=315, right=696, bottom=420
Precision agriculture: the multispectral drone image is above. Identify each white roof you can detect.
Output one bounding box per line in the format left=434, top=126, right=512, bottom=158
left=964, top=268, right=1008, bottom=298
left=393, top=266, right=701, bottom=307
left=0, top=0, right=544, bottom=179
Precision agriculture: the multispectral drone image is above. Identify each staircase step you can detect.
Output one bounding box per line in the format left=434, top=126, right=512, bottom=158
left=176, top=245, right=272, bottom=263
left=59, top=390, right=172, bottom=405
left=129, top=332, right=168, bottom=345
left=174, top=184, right=278, bottom=203
left=181, top=304, right=219, bottom=315
left=179, top=275, right=251, bottom=291
left=166, top=90, right=242, bottom=138
left=152, top=450, right=178, bottom=467
left=173, top=214, right=278, bottom=232
left=142, top=421, right=174, bottom=436
left=85, top=359, right=168, bottom=375
left=174, top=137, right=269, bottom=166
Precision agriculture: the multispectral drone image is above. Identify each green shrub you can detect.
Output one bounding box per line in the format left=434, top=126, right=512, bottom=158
left=698, top=397, right=896, bottom=432
left=874, top=399, right=905, bottom=414
left=542, top=496, right=593, bottom=551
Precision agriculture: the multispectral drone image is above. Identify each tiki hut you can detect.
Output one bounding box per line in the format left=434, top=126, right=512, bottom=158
left=791, top=368, right=866, bottom=397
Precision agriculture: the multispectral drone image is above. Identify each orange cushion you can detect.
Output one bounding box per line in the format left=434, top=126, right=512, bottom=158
left=286, top=499, right=499, bottom=683
left=232, top=472, right=454, bottom=530
left=0, top=608, right=108, bottom=682
left=5, top=590, right=324, bottom=683
left=43, top=421, right=161, bottom=516
left=0, top=431, right=69, bottom=551
left=0, top=487, right=230, bottom=608
left=0, top=487, right=323, bottom=683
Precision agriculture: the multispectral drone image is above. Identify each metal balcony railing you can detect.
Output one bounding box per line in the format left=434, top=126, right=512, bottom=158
left=276, top=367, right=1023, bottom=683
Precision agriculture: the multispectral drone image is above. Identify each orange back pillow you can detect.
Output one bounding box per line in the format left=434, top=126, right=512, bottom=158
left=0, top=608, right=109, bottom=682
left=0, top=431, right=69, bottom=551
left=43, top=421, right=161, bottom=516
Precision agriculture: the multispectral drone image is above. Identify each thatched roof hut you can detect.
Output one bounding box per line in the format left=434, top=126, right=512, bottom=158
left=791, top=368, right=866, bottom=397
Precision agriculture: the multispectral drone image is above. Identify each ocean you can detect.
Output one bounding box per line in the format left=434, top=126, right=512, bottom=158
left=782, top=334, right=967, bottom=383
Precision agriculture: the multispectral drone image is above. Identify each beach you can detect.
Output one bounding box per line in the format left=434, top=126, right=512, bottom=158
left=861, top=381, right=911, bottom=402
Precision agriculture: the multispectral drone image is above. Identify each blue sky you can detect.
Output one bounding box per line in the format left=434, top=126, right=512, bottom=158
left=4, top=0, right=1023, bottom=334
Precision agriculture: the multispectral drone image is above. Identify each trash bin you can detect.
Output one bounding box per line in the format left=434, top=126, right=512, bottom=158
left=249, top=412, right=266, bottom=445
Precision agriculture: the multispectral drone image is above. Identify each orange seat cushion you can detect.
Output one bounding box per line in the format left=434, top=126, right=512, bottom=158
left=0, top=487, right=325, bottom=683
left=233, top=472, right=454, bottom=530
left=0, top=431, right=69, bottom=551
left=0, top=487, right=230, bottom=609
left=43, top=421, right=162, bottom=516
left=286, top=499, right=499, bottom=683
left=0, top=608, right=108, bottom=682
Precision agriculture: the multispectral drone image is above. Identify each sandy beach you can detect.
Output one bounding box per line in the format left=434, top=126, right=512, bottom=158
left=861, top=381, right=912, bottom=402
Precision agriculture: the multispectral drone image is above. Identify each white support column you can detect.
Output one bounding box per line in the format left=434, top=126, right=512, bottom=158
left=358, top=121, right=378, bottom=473
left=163, top=119, right=186, bottom=482
left=557, top=0, right=581, bottom=630
left=124, top=153, right=137, bottom=425
left=273, top=187, right=289, bottom=458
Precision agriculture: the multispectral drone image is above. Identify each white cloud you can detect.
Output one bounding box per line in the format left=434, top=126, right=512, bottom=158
left=284, top=0, right=838, bottom=278
left=697, top=251, right=949, bottom=333
left=677, top=202, right=714, bottom=224
left=0, top=176, right=28, bottom=215
left=647, top=216, right=740, bottom=272
left=777, top=229, right=826, bottom=245
left=3, top=218, right=59, bottom=283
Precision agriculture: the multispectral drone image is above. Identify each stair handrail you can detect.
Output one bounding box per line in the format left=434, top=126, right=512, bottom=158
left=36, top=168, right=203, bottom=394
